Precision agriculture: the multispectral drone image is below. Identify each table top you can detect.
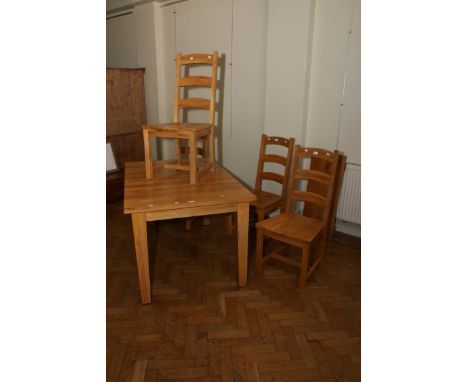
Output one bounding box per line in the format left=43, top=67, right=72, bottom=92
left=123, top=161, right=256, bottom=214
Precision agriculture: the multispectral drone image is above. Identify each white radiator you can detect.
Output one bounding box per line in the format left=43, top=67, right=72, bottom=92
left=336, top=163, right=361, bottom=224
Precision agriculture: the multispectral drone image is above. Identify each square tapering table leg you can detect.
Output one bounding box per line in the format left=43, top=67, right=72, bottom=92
left=131, top=213, right=151, bottom=304
left=237, top=202, right=249, bottom=287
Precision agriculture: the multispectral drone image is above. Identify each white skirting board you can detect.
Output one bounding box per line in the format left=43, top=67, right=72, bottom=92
left=335, top=219, right=361, bottom=238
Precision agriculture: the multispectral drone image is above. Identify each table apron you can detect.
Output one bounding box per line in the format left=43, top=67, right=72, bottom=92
left=145, top=202, right=239, bottom=222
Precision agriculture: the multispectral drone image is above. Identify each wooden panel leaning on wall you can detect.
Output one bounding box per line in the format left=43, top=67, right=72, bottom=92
left=106, top=68, right=147, bottom=203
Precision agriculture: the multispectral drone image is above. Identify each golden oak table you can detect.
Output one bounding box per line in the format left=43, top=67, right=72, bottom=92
left=123, top=161, right=256, bottom=304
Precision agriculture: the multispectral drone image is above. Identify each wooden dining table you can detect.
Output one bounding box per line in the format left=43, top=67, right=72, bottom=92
left=123, top=161, right=256, bottom=304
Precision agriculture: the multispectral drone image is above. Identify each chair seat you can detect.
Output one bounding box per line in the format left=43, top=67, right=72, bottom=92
left=251, top=190, right=282, bottom=211
left=145, top=122, right=212, bottom=133
left=143, top=121, right=214, bottom=184
left=256, top=212, right=325, bottom=245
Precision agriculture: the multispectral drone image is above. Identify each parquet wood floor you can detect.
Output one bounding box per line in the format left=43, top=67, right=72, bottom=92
left=107, top=202, right=360, bottom=381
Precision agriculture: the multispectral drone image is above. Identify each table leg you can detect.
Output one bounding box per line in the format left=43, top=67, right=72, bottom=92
left=131, top=212, right=151, bottom=304
left=226, top=214, right=233, bottom=235
left=237, top=202, right=249, bottom=287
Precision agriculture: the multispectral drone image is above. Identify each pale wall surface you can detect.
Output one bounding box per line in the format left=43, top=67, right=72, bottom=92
left=174, top=0, right=232, bottom=166
left=106, top=4, right=160, bottom=157
left=263, top=0, right=312, bottom=144
left=154, top=4, right=177, bottom=159
left=134, top=3, right=159, bottom=125
left=336, top=0, right=361, bottom=164
left=305, top=0, right=360, bottom=165
left=107, top=0, right=361, bottom=183
left=106, top=13, right=138, bottom=68
left=228, top=0, right=268, bottom=187
left=153, top=0, right=269, bottom=188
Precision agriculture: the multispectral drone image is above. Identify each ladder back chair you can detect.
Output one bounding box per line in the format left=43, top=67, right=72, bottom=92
left=255, top=146, right=339, bottom=290
left=142, top=51, right=218, bottom=184
left=225, top=134, right=294, bottom=235
left=253, top=134, right=295, bottom=221
left=303, top=153, right=347, bottom=240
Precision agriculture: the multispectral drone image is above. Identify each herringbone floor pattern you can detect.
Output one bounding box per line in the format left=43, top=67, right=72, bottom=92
left=107, top=202, right=360, bottom=381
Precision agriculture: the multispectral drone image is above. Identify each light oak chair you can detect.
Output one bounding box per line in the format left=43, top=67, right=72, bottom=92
left=225, top=134, right=295, bottom=235
left=303, top=153, right=347, bottom=240
left=255, top=146, right=339, bottom=290
left=142, top=51, right=218, bottom=184
left=252, top=134, right=295, bottom=221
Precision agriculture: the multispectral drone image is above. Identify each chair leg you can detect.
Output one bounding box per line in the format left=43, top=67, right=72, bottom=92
left=203, top=137, right=209, bottom=159
left=185, top=218, right=193, bottom=231
left=255, top=229, right=265, bottom=272
left=209, top=126, right=215, bottom=171
left=156, top=138, right=162, bottom=160
left=297, top=244, right=311, bottom=291
left=226, top=214, right=233, bottom=235
left=318, top=234, right=329, bottom=265
left=175, top=138, right=182, bottom=166
left=189, top=135, right=197, bottom=185
left=257, top=210, right=265, bottom=222
left=143, top=129, right=153, bottom=179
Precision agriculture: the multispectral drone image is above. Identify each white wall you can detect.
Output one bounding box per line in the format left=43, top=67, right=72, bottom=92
left=258, top=0, right=314, bottom=195
left=154, top=4, right=176, bottom=124
left=107, top=0, right=361, bottom=183
left=107, top=0, right=137, bottom=12
left=106, top=13, right=138, bottom=68
left=107, top=0, right=167, bottom=13
left=154, top=3, right=177, bottom=159
left=106, top=3, right=160, bottom=157
left=336, top=0, right=361, bottom=164
left=153, top=0, right=269, bottom=188
left=263, top=0, right=313, bottom=144
left=133, top=3, right=159, bottom=125
left=174, top=0, right=232, bottom=167
left=228, top=0, right=268, bottom=187
left=305, top=0, right=360, bottom=165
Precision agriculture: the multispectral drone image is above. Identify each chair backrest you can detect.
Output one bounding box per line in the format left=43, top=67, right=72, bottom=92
left=303, top=152, right=347, bottom=238
left=173, top=52, right=218, bottom=125
left=255, top=134, right=295, bottom=203
left=287, top=146, right=339, bottom=224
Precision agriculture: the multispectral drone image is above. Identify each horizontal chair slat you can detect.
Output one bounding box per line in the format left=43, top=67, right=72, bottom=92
left=262, top=154, right=287, bottom=166
left=179, top=76, right=212, bottom=87
left=290, top=191, right=326, bottom=207
left=163, top=163, right=190, bottom=171
left=294, top=169, right=331, bottom=183
left=266, top=251, right=301, bottom=268
left=179, top=53, right=216, bottom=65
left=180, top=146, right=204, bottom=155
left=296, top=147, right=335, bottom=161
left=265, top=136, right=292, bottom=147
left=178, top=98, right=211, bottom=109
left=261, top=172, right=284, bottom=184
